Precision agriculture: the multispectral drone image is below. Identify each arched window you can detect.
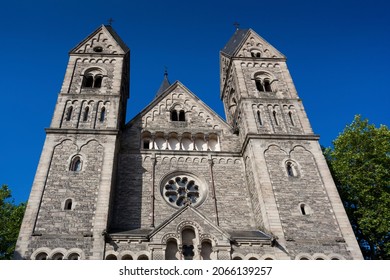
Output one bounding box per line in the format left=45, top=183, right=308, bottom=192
left=70, top=156, right=82, bottom=172
left=65, top=106, right=73, bottom=121
left=251, top=50, right=261, bottom=57
left=286, top=162, right=294, bottom=177
left=286, top=161, right=299, bottom=177
left=165, top=239, right=179, bottom=260
left=64, top=199, right=73, bottom=210
left=122, top=255, right=133, bottom=260
left=254, top=73, right=275, bottom=93
left=83, top=75, right=94, bottom=88
left=68, top=253, right=80, bottom=260
left=171, top=109, right=186, bottom=122
left=300, top=204, right=306, bottom=215
left=233, top=256, right=242, bottom=260
left=82, top=71, right=103, bottom=89
left=143, top=139, right=150, bottom=149
left=83, top=106, right=89, bottom=122
left=182, top=228, right=195, bottom=260
left=257, top=111, right=262, bottom=126
left=255, top=79, right=264, bottom=92
left=35, top=252, right=48, bottom=260
left=273, top=111, right=279, bottom=126
left=171, top=110, right=178, bottom=121
left=105, top=254, right=117, bottom=260
left=137, top=255, right=148, bottom=260
left=200, top=240, right=212, bottom=260
left=94, top=75, right=103, bottom=88
left=288, top=111, right=294, bottom=126
left=100, top=107, right=106, bottom=122
left=179, top=110, right=185, bottom=121
left=264, top=79, right=272, bottom=92
left=52, top=253, right=64, bottom=260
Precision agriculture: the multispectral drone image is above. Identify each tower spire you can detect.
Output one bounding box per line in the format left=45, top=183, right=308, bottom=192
left=155, top=68, right=171, bottom=97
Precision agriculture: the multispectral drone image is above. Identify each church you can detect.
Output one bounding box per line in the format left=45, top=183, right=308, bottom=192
left=15, top=25, right=362, bottom=260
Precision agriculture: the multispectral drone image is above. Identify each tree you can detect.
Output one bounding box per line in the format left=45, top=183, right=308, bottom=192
left=0, top=185, right=26, bottom=260
left=324, top=115, right=390, bottom=259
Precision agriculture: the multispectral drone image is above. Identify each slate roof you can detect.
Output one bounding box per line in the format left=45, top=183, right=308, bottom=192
left=155, top=70, right=171, bottom=98
left=221, top=29, right=249, bottom=56
left=104, top=25, right=130, bottom=53
left=228, top=230, right=272, bottom=241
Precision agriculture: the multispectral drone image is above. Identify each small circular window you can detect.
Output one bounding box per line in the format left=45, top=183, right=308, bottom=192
left=161, top=173, right=206, bottom=208
left=93, top=46, right=103, bottom=52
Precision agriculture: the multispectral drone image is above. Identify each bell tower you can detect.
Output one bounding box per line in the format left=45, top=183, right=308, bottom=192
left=15, top=25, right=130, bottom=260
left=220, top=29, right=363, bottom=259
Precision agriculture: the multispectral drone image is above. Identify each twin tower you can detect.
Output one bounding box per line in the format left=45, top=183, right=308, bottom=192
left=15, top=25, right=362, bottom=260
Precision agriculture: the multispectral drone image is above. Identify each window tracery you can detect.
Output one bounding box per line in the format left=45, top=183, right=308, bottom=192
left=161, top=174, right=206, bottom=208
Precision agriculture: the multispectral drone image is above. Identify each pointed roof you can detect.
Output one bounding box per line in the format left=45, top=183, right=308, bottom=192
left=155, top=69, right=171, bottom=98
left=221, top=28, right=285, bottom=58
left=69, top=24, right=129, bottom=54
left=221, top=28, right=250, bottom=56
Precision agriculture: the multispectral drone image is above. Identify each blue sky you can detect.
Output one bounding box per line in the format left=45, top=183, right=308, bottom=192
left=1, top=0, right=389, bottom=204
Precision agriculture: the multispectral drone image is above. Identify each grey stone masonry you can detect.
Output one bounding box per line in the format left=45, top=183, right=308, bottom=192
left=15, top=25, right=363, bottom=260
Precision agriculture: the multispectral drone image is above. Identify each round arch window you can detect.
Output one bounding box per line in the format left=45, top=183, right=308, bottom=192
left=161, top=173, right=206, bottom=208
left=93, top=46, right=103, bottom=52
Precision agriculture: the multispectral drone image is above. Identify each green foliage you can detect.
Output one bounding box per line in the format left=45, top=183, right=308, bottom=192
left=0, top=185, right=26, bottom=260
left=325, top=115, right=390, bottom=259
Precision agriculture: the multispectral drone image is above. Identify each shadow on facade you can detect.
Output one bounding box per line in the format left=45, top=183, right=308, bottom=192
left=109, top=118, right=146, bottom=232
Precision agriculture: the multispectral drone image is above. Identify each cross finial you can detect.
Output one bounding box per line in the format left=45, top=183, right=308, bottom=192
left=233, top=22, right=240, bottom=30
left=107, top=18, right=114, bottom=26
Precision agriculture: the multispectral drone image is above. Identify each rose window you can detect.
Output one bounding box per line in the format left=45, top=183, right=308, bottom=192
left=163, top=176, right=202, bottom=207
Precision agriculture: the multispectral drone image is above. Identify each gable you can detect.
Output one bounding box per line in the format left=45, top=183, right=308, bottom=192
left=129, top=81, right=232, bottom=133
left=222, top=29, right=285, bottom=59
left=70, top=25, right=129, bottom=55
left=148, top=205, right=231, bottom=245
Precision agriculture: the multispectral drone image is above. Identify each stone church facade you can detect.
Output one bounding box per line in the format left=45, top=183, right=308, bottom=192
left=15, top=25, right=362, bottom=260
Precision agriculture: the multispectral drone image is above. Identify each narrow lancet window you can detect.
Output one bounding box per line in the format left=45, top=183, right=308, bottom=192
left=179, top=110, right=185, bottom=121
left=70, top=156, right=82, bottom=172
left=273, top=111, right=279, bottom=126
left=288, top=111, right=294, bottom=126
left=286, top=162, right=294, bottom=177
left=66, top=106, right=73, bottom=121
left=100, top=107, right=106, bottom=122
left=83, top=107, right=89, bottom=122
left=257, top=111, right=262, bottom=126
left=300, top=204, right=307, bottom=215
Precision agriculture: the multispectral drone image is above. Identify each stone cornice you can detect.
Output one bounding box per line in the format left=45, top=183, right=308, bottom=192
left=45, top=128, right=119, bottom=135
